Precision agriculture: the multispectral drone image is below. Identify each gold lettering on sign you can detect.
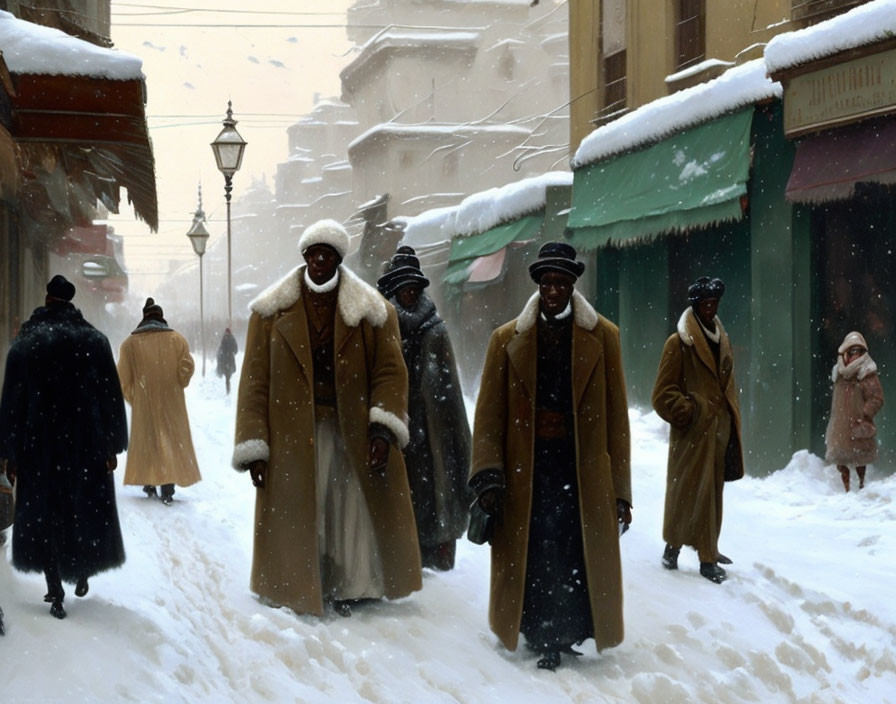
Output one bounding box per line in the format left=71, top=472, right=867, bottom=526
left=784, top=47, right=896, bottom=136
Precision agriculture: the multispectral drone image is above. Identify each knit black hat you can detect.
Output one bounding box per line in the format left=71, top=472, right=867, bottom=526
left=687, top=276, right=725, bottom=305
left=46, top=275, right=76, bottom=302
left=377, top=246, right=429, bottom=297
left=528, top=241, right=585, bottom=283
left=142, top=297, right=164, bottom=319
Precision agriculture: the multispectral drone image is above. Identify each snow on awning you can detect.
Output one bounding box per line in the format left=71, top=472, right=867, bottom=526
left=568, top=108, right=753, bottom=250
left=765, top=0, right=896, bottom=76
left=572, top=59, right=780, bottom=169
left=785, top=115, right=896, bottom=203
left=1, top=12, right=158, bottom=230
left=0, top=11, right=143, bottom=79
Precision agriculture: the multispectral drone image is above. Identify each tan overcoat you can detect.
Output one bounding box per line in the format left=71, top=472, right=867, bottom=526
left=232, top=265, right=421, bottom=616
left=825, top=356, right=883, bottom=466
left=652, top=308, right=743, bottom=554
left=118, top=325, right=201, bottom=488
left=470, top=291, right=631, bottom=653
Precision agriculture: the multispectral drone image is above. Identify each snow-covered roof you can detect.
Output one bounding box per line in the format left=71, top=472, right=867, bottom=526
left=0, top=10, right=143, bottom=79
left=349, top=122, right=530, bottom=152
left=402, top=171, right=572, bottom=246
left=341, top=27, right=480, bottom=88
left=572, top=59, right=781, bottom=169
left=765, top=0, right=896, bottom=74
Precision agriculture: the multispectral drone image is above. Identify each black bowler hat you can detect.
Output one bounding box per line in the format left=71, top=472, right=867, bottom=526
left=377, top=246, right=430, bottom=298
left=46, top=275, right=76, bottom=302
left=687, top=276, right=725, bottom=305
left=528, top=241, right=585, bottom=283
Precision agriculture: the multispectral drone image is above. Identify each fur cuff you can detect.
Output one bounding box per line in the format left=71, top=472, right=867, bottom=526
left=232, top=439, right=270, bottom=471
left=369, top=406, right=409, bottom=449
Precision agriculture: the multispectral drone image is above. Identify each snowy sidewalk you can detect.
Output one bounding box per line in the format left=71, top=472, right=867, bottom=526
left=2, top=369, right=894, bottom=703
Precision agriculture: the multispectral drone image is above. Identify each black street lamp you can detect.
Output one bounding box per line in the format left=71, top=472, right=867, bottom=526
left=186, top=184, right=210, bottom=376
left=210, top=101, right=247, bottom=327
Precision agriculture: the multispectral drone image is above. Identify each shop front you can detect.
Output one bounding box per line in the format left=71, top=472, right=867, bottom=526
left=769, top=29, right=896, bottom=467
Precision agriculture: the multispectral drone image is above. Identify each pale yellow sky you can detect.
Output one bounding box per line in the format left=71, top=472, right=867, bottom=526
left=107, top=0, right=355, bottom=288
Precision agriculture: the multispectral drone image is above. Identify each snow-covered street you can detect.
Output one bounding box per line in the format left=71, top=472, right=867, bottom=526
left=2, top=365, right=894, bottom=703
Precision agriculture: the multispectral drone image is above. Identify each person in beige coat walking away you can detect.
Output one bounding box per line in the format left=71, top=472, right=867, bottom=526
left=825, top=331, right=883, bottom=492
left=118, top=298, right=202, bottom=505
left=232, top=219, right=421, bottom=618
left=652, top=277, right=743, bottom=585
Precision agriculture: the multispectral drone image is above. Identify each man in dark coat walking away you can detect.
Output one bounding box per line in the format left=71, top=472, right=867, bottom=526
left=378, top=246, right=472, bottom=571
left=470, top=243, right=632, bottom=671
left=216, top=327, right=238, bottom=394
left=0, top=275, right=128, bottom=619
left=652, top=276, right=744, bottom=585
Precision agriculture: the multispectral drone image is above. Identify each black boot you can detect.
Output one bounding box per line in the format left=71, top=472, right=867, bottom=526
left=700, top=562, right=727, bottom=584
left=537, top=650, right=561, bottom=671
left=75, top=576, right=89, bottom=598
left=143, top=485, right=157, bottom=499
left=333, top=600, right=352, bottom=618
left=49, top=598, right=66, bottom=620
left=160, top=484, right=175, bottom=506
left=662, top=544, right=680, bottom=570
left=716, top=553, right=733, bottom=565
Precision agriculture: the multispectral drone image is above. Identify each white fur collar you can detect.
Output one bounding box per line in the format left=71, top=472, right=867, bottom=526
left=516, top=290, right=599, bottom=333
left=250, top=265, right=388, bottom=327
left=677, top=307, right=723, bottom=346
left=832, top=353, right=878, bottom=382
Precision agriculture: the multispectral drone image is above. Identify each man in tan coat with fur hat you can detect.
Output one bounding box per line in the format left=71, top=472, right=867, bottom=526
left=233, top=219, right=421, bottom=618
left=652, top=276, right=743, bottom=585
left=470, top=242, right=632, bottom=671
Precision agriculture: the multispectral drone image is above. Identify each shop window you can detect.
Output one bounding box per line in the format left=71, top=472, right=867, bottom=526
left=676, top=0, right=705, bottom=70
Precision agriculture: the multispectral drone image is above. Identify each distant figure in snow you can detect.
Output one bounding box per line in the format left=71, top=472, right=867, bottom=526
left=216, top=327, right=238, bottom=394
left=377, top=246, right=472, bottom=571
left=652, top=276, right=744, bottom=585
left=0, top=275, right=127, bottom=620
left=470, top=242, right=632, bottom=670
left=233, top=219, right=421, bottom=618
left=825, top=331, right=883, bottom=492
left=118, top=298, right=202, bottom=506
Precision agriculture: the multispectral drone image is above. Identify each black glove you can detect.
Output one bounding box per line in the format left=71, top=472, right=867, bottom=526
left=617, top=498, right=632, bottom=534
left=477, top=488, right=501, bottom=517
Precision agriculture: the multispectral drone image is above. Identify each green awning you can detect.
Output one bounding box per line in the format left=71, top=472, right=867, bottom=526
left=443, top=213, right=543, bottom=285
left=568, top=108, right=754, bottom=250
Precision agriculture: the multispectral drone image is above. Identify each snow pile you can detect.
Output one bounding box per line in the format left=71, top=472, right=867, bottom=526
left=765, top=0, right=896, bottom=74
left=572, top=59, right=781, bottom=169
left=2, top=370, right=895, bottom=702
left=0, top=10, right=143, bottom=80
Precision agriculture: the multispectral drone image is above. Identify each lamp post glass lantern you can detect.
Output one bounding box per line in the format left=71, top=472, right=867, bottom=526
left=187, top=185, right=211, bottom=376
left=210, top=100, right=247, bottom=327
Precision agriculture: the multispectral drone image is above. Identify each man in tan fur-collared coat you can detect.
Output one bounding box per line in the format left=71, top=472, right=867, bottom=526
left=652, top=276, right=743, bottom=585
left=233, top=219, right=421, bottom=618
left=470, top=242, right=631, bottom=671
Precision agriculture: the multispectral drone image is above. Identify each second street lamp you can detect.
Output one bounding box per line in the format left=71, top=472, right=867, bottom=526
left=186, top=185, right=210, bottom=377
left=210, top=100, right=247, bottom=328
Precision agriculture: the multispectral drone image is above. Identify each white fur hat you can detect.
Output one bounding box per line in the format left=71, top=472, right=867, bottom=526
left=299, top=219, right=350, bottom=260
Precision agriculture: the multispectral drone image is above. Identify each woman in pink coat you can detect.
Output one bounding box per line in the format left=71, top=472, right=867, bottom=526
left=825, top=331, right=884, bottom=492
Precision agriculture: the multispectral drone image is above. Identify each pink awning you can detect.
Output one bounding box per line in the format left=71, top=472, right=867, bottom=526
left=467, top=248, right=507, bottom=283
left=786, top=117, right=896, bottom=204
